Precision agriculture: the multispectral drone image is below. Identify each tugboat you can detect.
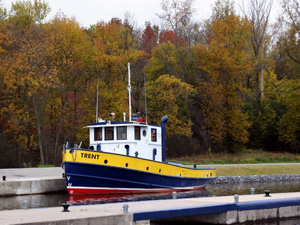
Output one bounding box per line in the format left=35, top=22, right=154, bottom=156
left=62, top=64, right=216, bottom=196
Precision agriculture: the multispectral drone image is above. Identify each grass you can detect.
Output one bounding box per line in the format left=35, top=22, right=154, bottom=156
left=37, top=164, right=55, bottom=168
left=172, top=149, right=300, bottom=165
left=215, top=165, right=300, bottom=176
left=171, top=149, right=300, bottom=176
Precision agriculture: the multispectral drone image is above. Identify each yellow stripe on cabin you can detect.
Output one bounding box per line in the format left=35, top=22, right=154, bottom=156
left=63, top=149, right=216, bottom=178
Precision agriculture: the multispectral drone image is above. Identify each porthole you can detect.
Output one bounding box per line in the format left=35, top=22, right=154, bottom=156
left=146, top=166, right=149, bottom=171
left=143, top=130, right=147, bottom=137
left=104, top=159, right=108, bottom=164
left=125, top=163, right=129, bottom=167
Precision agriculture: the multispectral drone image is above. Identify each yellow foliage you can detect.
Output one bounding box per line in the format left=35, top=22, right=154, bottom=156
left=147, top=74, right=195, bottom=137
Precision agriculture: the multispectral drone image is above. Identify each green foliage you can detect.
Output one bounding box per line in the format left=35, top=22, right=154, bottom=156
left=9, top=0, right=50, bottom=27
left=278, top=78, right=300, bottom=151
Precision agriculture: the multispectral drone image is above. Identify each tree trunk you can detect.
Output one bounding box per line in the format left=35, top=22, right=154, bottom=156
left=32, top=96, right=45, bottom=165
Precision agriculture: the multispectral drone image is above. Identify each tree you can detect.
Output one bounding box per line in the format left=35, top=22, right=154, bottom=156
left=0, top=1, right=55, bottom=165
left=278, top=78, right=300, bottom=151
left=144, top=41, right=177, bottom=81
left=242, top=0, right=273, bottom=103
left=141, top=22, right=157, bottom=56
left=196, top=13, right=253, bottom=152
left=276, top=0, right=300, bottom=79
left=157, top=0, right=197, bottom=45
left=147, top=74, right=195, bottom=137
left=9, top=0, right=50, bottom=27
left=211, top=0, right=235, bottom=20
left=159, top=30, right=187, bottom=47
left=91, top=19, right=146, bottom=121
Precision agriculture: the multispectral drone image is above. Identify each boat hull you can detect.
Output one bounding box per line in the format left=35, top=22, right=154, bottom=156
left=65, top=161, right=215, bottom=196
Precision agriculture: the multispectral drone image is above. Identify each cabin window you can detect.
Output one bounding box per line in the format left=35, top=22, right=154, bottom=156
left=151, top=128, right=157, bottom=142
left=94, top=128, right=102, bottom=141
left=135, top=127, right=141, bottom=140
left=105, top=127, right=114, bottom=140
left=143, top=130, right=147, bottom=137
left=117, top=126, right=127, bottom=140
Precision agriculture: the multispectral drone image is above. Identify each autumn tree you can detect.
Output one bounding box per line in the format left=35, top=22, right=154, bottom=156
left=141, top=21, right=157, bottom=56
left=159, top=30, right=187, bottom=47
left=43, top=14, right=97, bottom=163
left=195, top=11, right=253, bottom=152
left=157, top=0, right=199, bottom=45
left=0, top=0, right=54, bottom=165
left=91, top=18, right=146, bottom=121
left=275, top=0, right=300, bottom=79
left=147, top=75, right=195, bottom=134
left=242, top=0, right=273, bottom=102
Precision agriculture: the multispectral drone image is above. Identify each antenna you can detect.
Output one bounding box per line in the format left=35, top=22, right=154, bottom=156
left=144, top=73, right=148, bottom=124
left=127, top=63, right=132, bottom=122
left=96, top=77, right=99, bottom=123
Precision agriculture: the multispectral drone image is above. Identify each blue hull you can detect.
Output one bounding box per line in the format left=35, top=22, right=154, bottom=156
left=65, top=161, right=215, bottom=195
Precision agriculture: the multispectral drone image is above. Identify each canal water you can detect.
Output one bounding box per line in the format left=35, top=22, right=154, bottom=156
left=0, top=181, right=299, bottom=211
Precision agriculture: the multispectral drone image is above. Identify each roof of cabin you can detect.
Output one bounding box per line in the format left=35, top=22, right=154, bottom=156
left=85, top=121, right=160, bottom=128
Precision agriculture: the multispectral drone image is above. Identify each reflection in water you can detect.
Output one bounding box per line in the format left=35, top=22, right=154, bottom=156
left=68, top=189, right=212, bottom=206
left=0, top=181, right=299, bottom=211
left=0, top=193, right=68, bottom=211
left=152, top=217, right=300, bottom=225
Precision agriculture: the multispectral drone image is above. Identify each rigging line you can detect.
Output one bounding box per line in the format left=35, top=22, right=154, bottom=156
left=144, top=73, right=148, bottom=124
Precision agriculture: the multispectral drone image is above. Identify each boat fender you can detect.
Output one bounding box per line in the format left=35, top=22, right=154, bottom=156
left=96, top=143, right=101, bottom=152
left=153, top=148, right=157, bottom=161
left=125, top=145, right=130, bottom=156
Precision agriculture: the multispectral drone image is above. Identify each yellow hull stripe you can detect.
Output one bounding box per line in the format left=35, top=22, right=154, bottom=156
left=63, top=149, right=216, bottom=178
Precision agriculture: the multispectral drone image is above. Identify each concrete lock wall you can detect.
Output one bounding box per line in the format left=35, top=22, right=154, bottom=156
left=0, top=178, right=66, bottom=196
left=154, top=206, right=300, bottom=225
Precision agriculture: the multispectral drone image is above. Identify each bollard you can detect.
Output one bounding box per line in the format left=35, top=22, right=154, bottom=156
left=250, top=188, right=255, bottom=195
left=2, top=176, right=6, bottom=181
left=62, top=203, right=70, bottom=212
left=22, top=200, right=28, bottom=210
left=122, top=204, right=129, bottom=213
left=234, top=194, right=239, bottom=203
left=172, top=191, right=177, bottom=199
left=193, top=164, right=197, bottom=169
left=264, top=190, right=271, bottom=197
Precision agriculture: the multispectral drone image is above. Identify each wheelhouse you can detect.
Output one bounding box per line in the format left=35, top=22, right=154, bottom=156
left=86, top=121, right=163, bottom=162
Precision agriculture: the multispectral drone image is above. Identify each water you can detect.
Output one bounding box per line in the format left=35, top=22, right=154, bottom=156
left=0, top=181, right=299, bottom=211
left=0, top=182, right=299, bottom=225
left=0, top=193, right=68, bottom=211
left=151, top=217, right=300, bottom=225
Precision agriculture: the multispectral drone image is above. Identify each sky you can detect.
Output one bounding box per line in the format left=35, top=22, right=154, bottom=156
left=1, top=0, right=280, bottom=28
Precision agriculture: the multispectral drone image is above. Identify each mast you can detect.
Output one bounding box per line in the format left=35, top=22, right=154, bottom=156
left=127, top=62, right=132, bottom=121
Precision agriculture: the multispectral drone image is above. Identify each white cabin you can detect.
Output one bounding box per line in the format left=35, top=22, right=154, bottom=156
left=86, top=121, right=163, bottom=162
